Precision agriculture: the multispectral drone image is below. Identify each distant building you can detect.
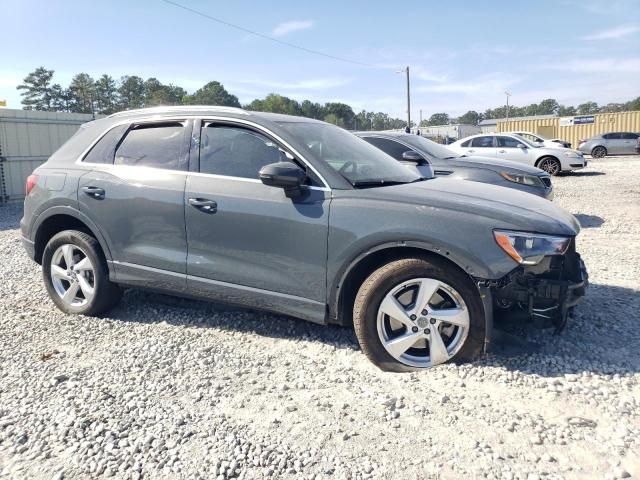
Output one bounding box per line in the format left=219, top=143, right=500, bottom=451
left=417, top=124, right=481, bottom=141
left=479, top=114, right=557, bottom=133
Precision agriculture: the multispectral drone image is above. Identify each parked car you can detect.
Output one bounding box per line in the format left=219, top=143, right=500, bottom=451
left=509, top=131, right=571, bottom=149
left=21, top=106, right=587, bottom=372
left=355, top=132, right=553, bottom=199
left=449, top=133, right=587, bottom=175
left=577, top=132, right=640, bottom=157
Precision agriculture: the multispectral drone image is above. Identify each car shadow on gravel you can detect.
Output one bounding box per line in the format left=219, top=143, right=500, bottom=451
left=109, top=289, right=361, bottom=350
left=488, top=283, right=640, bottom=377
left=558, top=171, right=605, bottom=177
left=107, top=283, right=639, bottom=377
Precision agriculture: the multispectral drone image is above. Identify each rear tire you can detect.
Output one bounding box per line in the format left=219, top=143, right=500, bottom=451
left=591, top=146, right=606, bottom=158
left=353, top=257, right=485, bottom=372
left=42, top=230, right=122, bottom=315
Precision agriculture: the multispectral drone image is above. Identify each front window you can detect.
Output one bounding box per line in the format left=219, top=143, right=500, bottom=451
left=276, top=121, right=421, bottom=187
left=470, top=136, right=495, bottom=148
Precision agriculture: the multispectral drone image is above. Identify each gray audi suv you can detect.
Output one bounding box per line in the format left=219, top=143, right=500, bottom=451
left=21, top=106, right=587, bottom=371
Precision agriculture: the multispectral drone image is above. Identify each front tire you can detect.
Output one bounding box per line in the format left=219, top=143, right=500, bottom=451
left=353, top=257, right=485, bottom=372
left=591, top=146, right=606, bottom=158
left=42, top=230, right=122, bottom=315
left=537, top=156, right=562, bottom=176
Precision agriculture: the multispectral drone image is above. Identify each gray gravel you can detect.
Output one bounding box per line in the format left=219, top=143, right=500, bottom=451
left=1, top=156, right=639, bottom=479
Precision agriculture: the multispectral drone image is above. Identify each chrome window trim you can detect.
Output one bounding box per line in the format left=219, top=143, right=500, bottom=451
left=75, top=114, right=331, bottom=192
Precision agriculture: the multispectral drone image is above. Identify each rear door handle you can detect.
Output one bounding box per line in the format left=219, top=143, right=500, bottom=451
left=188, top=198, right=217, bottom=214
left=81, top=186, right=105, bottom=200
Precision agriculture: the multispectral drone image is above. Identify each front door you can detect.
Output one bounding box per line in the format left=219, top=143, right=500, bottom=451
left=184, top=121, right=330, bottom=322
left=495, top=135, right=536, bottom=166
left=78, top=120, right=191, bottom=287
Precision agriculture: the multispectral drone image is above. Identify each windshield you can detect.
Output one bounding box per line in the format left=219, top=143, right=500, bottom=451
left=514, top=132, right=543, bottom=143
left=399, top=135, right=460, bottom=159
left=511, top=135, right=539, bottom=148
left=276, top=121, right=421, bottom=186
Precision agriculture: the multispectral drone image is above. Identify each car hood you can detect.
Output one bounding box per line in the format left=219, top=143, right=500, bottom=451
left=355, top=178, right=579, bottom=236
left=445, top=155, right=546, bottom=175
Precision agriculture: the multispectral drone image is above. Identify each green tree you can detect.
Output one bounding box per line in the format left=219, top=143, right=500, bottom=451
left=577, top=101, right=599, bottom=114
left=142, top=78, right=186, bottom=107
left=68, top=73, right=95, bottom=114
left=427, top=113, right=450, bottom=126
left=118, top=76, right=145, bottom=110
left=17, top=67, right=55, bottom=110
left=50, top=84, right=71, bottom=112
left=300, top=100, right=324, bottom=119
left=245, top=94, right=301, bottom=115
left=600, top=102, right=625, bottom=113
left=323, top=102, right=355, bottom=127
left=456, top=110, right=481, bottom=125
left=94, top=74, right=118, bottom=114
left=185, top=81, right=240, bottom=107
left=537, top=98, right=560, bottom=115
left=625, top=96, right=640, bottom=111
left=558, top=105, right=577, bottom=116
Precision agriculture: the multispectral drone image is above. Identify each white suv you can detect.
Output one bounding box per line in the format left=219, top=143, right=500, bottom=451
left=449, top=133, right=586, bottom=175
left=509, top=131, right=571, bottom=149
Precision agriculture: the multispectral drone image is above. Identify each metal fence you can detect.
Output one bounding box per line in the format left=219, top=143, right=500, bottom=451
left=0, top=109, right=99, bottom=202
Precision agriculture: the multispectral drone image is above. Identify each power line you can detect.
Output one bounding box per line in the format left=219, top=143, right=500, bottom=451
left=160, top=0, right=375, bottom=68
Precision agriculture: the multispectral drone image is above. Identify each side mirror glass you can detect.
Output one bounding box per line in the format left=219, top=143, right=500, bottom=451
left=402, top=150, right=425, bottom=163
left=517, top=143, right=527, bottom=149
left=259, top=161, right=307, bottom=198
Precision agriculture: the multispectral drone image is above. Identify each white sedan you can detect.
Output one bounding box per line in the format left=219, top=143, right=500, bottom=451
left=508, top=131, right=572, bottom=149
left=449, top=133, right=586, bottom=175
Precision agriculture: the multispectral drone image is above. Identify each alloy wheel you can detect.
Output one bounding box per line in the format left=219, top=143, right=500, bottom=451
left=50, top=244, right=96, bottom=307
left=538, top=158, right=560, bottom=175
left=376, top=278, right=469, bottom=368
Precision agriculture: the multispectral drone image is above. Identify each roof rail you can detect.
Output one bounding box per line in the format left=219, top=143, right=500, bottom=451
left=107, top=105, right=249, bottom=118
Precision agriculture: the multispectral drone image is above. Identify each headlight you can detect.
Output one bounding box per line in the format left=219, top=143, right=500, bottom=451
left=500, top=172, right=544, bottom=187
left=564, top=151, right=581, bottom=158
left=494, top=230, right=571, bottom=265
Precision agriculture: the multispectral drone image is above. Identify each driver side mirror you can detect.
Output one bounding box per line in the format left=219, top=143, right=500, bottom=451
left=517, top=143, right=527, bottom=149
left=402, top=150, right=425, bottom=163
left=259, top=161, right=307, bottom=198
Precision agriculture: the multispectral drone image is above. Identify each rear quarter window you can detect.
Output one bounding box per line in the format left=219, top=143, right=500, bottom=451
left=83, top=125, right=128, bottom=164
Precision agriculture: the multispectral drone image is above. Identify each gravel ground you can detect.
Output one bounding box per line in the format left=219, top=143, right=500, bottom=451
left=1, top=156, right=639, bottom=480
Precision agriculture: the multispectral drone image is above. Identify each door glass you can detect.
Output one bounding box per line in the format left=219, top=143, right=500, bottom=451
left=497, top=136, right=524, bottom=148
left=621, top=133, right=639, bottom=139
left=470, top=136, right=495, bottom=148
left=199, top=125, right=288, bottom=179
left=115, top=122, right=185, bottom=170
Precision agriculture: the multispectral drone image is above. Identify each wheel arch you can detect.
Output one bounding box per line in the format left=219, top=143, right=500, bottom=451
left=329, top=242, right=483, bottom=328
left=32, top=207, right=113, bottom=265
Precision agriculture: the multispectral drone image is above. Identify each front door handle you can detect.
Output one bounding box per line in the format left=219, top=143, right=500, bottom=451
left=188, top=198, right=217, bottom=214
left=81, top=186, right=105, bottom=200
left=498, top=149, right=506, bottom=153
left=467, top=149, right=475, bottom=153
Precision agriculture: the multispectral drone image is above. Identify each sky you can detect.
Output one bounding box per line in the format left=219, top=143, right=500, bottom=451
left=1, top=0, right=639, bottom=119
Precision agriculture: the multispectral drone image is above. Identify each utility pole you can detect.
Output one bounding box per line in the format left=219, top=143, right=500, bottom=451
left=396, top=66, right=411, bottom=131
left=505, top=91, right=512, bottom=121
left=419, top=109, right=423, bottom=127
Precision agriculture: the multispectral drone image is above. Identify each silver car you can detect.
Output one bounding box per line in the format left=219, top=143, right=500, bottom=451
left=449, top=133, right=587, bottom=175
left=509, top=131, right=571, bottom=149
left=577, top=132, right=640, bottom=158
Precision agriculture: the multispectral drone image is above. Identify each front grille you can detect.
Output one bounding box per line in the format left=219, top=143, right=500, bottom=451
left=541, top=177, right=552, bottom=188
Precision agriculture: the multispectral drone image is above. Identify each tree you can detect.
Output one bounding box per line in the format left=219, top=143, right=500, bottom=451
left=427, top=113, right=450, bottom=126
left=117, top=76, right=145, bottom=110
left=142, top=78, right=186, bottom=107
left=456, top=110, right=481, bottom=125
left=600, top=103, right=625, bottom=113
left=625, top=96, right=640, bottom=111
left=558, top=105, right=577, bottom=116
left=68, top=73, right=95, bottom=114
left=185, top=81, right=240, bottom=107
left=94, top=74, right=118, bottom=114
left=50, top=84, right=71, bottom=112
left=577, top=101, right=599, bottom=115
left=17, top=67, right=55, bottom=110
left=323, top=102, right=355, bottom=127
left=537, top=98, right=560, bottom=115
left=300, top=100, right=324, bottom=119
left=245, top=94, right=301, bottom=115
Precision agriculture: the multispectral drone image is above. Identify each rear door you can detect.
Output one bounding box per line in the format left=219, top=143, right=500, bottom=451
left=603, top=133, right=624, bottom=154
left=78, top=119, right=191, bottom=287
left=184, top=119, right=330, bottom=322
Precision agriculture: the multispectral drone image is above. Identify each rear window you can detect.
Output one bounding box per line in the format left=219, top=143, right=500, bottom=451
left=471, top=136, right=495, bottom=148
left=83, top=125, right=128, bottom=164
left=114, top=122, right=186, bottom=170
left=621, top=132, right=639, bottom=139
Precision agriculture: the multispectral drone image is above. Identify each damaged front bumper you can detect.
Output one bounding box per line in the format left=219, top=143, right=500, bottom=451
left=481, top=241, right=588, bottom=333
